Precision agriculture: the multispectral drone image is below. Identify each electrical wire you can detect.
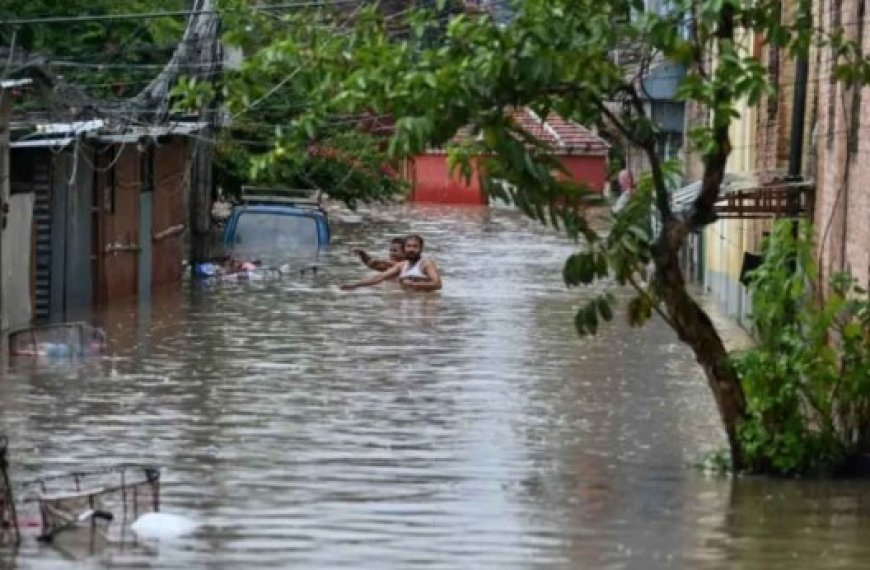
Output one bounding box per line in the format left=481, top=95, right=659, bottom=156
left=0, top=1, right=364, bottom=26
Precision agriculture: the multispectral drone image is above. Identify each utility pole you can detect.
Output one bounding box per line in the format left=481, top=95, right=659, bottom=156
left=189, top=0, right=220, bottom=268
left=191, top=119, right=216, bottom=267
left=132, top=0, right=220, bottom=268
left=0, top=89, right=8, bottom=332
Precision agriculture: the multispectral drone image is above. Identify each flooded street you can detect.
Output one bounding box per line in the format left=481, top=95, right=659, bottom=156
left=2, top=205, right=870, bottom=569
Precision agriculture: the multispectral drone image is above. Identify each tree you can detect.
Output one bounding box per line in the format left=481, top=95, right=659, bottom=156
left=206, top=0, right=865, bottom=472
left=188, top=0, right=408, bottom=204
left=0, top=0, right=187, bottom=99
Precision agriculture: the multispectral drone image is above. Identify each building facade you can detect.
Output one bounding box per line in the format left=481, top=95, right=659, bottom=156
left=406, top=108, right=609, bottom=205
left=9, top=125, right=195, bottom=326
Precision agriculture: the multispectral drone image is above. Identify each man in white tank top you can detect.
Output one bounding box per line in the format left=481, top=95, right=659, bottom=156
left=341, top=234, right=442, bottom=291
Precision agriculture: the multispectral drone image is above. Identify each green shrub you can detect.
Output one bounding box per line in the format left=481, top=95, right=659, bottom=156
left=733, top=221, right=870, bottom=475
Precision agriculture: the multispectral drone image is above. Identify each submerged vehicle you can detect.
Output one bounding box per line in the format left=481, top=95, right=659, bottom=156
left=8, top=322, right=107, bottom=359
left=221, top=187, right=331, bottom=260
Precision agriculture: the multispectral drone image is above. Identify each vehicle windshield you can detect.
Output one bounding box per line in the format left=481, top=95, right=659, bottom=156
left=231, top=211, right=320, bottom=259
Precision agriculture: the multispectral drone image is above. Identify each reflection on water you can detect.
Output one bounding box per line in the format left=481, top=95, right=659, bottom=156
left=2, top=204, right=870, bottom=569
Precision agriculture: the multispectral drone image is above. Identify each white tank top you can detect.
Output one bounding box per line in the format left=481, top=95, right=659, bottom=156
left=399, top=260, right=427, bottom=280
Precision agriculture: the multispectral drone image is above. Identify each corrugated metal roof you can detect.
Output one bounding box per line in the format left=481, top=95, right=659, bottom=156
left=10, top=137, right=74, bottom=149
left=671, top=174, right=757, bottom=214
left=35, top=119, right=105, bottom=135
left=11, top=120, right=205, bottom=146
left=0, top=78, right=32, bottom=89
left=89, top=121, right=205, bottom=143
left=671, top=172, right=814, bottom=216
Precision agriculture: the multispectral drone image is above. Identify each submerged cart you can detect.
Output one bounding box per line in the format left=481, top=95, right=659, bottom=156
left=0, top=437, right=19, bottom=546
left=18, top=464, right=160, bottom=544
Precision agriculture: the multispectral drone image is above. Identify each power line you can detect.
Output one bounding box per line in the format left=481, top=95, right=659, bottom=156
left=13, top=10, right=450, bottom=70
left=0, top=1, right=363, bottom=26
left=49, top=61, right=222, bottom=70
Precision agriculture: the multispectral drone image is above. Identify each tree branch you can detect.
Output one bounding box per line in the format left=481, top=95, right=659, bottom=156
left=627, top=272, right=676, bottom=329
left=689, top=3, right=735, bottom=228
left=593, top=96, right=634, bottom=142
left=690, top=0, right=709, bottom=80
left=622, top=84, right=673, bottom=221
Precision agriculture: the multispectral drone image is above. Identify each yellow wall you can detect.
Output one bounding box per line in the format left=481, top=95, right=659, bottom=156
left=700, top=29, right=762, bottom=320
left=703, top=93, right=756, bottom=284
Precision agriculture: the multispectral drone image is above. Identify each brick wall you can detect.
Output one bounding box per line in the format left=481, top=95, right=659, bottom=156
left=749, top=0, right=870, bottom=291
left=755, top=23, right=794, bottom=173
left=813, top=0, right=870, bottom=289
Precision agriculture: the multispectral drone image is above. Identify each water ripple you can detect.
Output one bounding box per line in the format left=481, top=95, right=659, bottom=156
left=3, top=205, right=870, bottom=569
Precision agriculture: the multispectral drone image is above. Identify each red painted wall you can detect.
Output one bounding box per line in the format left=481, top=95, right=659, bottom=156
left=408, top=153, right=607, bottom=204
left=408, top=155, right=487, bottom=205
left=559, top=156, right=608, bottom=192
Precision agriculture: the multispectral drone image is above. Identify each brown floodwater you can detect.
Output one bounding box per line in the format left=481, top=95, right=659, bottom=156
left=1, top=204, right=870, bottom=569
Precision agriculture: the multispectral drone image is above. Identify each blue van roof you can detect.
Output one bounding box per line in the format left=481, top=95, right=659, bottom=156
left=235, top=204, right=326, bottom=217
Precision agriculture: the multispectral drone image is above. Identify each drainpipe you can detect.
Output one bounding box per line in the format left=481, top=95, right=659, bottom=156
left=787, top=0, right=810, bottom=203
left=784, top=0, right=810, bottom=311
left=787, top=58, right=808, bottom=180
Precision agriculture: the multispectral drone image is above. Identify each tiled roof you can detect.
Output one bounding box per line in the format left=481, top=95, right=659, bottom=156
left=510, top=108, right=609, bottom=155
left=426, top=107, right=608, bottom=156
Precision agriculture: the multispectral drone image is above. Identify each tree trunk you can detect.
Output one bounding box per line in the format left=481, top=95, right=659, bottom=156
left=654, top=219, right=748, bottom=469
left=134, top=0, right=220, bottom=267
left=644, top=1, right=747, bottom=466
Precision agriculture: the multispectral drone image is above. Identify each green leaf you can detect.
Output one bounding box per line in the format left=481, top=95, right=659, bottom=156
left=597, top=296, right=614, bottom=322
left=563, top=253, right=596, bottom=286
left=843, top=322, right=862, bottom=340
left=594, top=253, right=609, bottom=278
left=585, top=304, right=599, bottom=335
left=627, top=296, right=652, bottom=328
left=575, top=301, right=601, bottom=336
left=574, top=307, right=590, bottom=336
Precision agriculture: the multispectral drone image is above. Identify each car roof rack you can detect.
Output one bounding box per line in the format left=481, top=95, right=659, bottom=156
left=240, top=186, right=322, bottom=206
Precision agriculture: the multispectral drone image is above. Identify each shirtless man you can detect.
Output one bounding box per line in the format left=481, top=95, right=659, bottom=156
left=341, top=234, right=442, bottom=291
left=352, top=237, right=405, bottom=271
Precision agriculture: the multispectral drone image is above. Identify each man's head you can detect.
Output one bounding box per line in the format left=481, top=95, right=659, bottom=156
left=388, top=237, right=406, bottom=262
left=403, top=234, right=424, bottom=263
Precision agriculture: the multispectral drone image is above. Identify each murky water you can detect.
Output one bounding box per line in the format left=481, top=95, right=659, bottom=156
left=2, top=204, right=870, bottom=569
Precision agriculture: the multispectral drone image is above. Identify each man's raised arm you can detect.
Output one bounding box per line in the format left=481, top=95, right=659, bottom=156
left=352, top=248, right=391, bottom=270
